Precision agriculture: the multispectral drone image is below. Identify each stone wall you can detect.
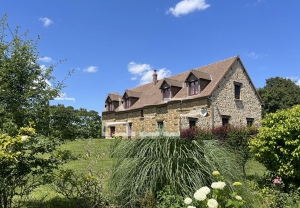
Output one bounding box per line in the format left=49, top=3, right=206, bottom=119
left=211, top=59, right=262, bottom=127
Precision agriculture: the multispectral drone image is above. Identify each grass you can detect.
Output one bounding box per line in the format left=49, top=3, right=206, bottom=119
left=25, top=138, right=116, bottom=206
left=21, top=138, right=287, bottom=208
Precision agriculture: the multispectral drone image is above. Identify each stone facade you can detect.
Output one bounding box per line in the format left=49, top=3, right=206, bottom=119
left=102, top=56, right=262, bottom=138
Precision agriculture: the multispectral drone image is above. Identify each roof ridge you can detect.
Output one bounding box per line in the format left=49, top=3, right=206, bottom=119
left=193, top=55, right=238, bottom=70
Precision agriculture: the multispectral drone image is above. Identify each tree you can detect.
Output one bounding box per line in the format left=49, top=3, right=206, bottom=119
left=250, top=105, right=300, bottom=187
left=49, top=104, right=102, bottom=140
left=0, top=15, right=68, bottom=135
left=257, top=77, right=300, bottom=117
left=0, top=126, right=73, bottom=208
left=0, top=15, right=73, bottom=207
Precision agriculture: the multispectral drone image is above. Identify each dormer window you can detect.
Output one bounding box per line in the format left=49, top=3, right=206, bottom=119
left=189, top=80, right=198, bottom=96
left=125, top=98, right=130, bottom=109
left=108, top=101, right=114, bottom=111
left=163, top=88, right=171, bottom=99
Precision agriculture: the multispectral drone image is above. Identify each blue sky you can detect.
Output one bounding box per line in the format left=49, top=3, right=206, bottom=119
left=1, top=0, right=300, bottom=113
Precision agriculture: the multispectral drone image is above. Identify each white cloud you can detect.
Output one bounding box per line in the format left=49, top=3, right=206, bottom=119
left=40, top=65, right=47, bottom=70
left=38, top=56, right=53, bottom=62
left=39, top=17, right=53, bottom=27
left=287, top=76, right=300, bottom=86
left=245, top=51, right=267, bottom=59
left=167, top=0, right=210, bottom=17
left=128, top=62, right=171, bottom=85
left=83, top=66, right=98, bottom=73
left=247, top=52, right=260, bottom=59
left=53, top=92, right=76, bottom=102
left=128, top=62, right=152, bottom=75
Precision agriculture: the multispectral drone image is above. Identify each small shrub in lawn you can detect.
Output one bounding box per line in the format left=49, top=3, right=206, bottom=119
left=52, top=169, right=107, bottom=208
left=180, top=128, right=196, bottom=140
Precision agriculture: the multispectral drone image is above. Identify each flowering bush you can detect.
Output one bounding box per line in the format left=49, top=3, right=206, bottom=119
left=183, top=171, right=245, bottom=208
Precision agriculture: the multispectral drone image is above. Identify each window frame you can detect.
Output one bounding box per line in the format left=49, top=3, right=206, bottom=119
left=108, top=101, right=114, bottom=111
left=163, top=87, right=171, bottom=99
left=246, top=118, right=254, bottom=126
left=222, top=115, right=230, bottom=127
left=234, top=82, right=242, bottom=100
left=189, top=80, right=199, bottom=96
left=125, top=98, right=130, bottom=109
left=157, top=121, right=164, bottom=130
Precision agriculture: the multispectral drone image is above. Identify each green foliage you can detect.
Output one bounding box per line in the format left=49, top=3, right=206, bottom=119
left=156, top=185, right=184, bottom=208
left=257, top=77, right=300, bottom=117
left=183, top=171, right=245, bottom=208
left=0, top=126, right=72, bottom=208
left=109, top=136, right=243, bottom=207
left=192, top=125, right=258, bottom=177
left=0, top=15, right=70, bottom=136
left=52, top=169, right=106, bottom=208
left=250, top=105, right=300, bottom=187
left=49, top=104, right=102, bottom=140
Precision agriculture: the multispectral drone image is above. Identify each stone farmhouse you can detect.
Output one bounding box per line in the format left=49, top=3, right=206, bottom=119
left=102, top=56, right=262, bottom=138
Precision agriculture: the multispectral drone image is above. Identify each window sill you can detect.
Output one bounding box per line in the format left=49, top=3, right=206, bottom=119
left=234, top=99, right=242, bottom=101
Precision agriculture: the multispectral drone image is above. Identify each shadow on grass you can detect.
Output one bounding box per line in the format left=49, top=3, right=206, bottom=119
left=22, top=196, right=73, bottom=208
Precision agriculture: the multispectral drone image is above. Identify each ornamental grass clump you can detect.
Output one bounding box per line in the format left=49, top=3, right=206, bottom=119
left=184, top=171, right=245, bottom=208
left=109, top=136, right=242, bottom=207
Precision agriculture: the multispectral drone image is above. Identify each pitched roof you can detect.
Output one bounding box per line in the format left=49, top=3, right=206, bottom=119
left=104, top=56, right=260, bottom=112
left=123, top=90, right=142, bottom=98
left=106, top=93, right=122, bottom=102
left=159, top=78, right=182, bottom=88
left=186, top=70, right=211, bottom=81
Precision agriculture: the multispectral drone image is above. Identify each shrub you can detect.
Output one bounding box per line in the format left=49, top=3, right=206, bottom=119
left=52, top=169, right=106, bottom=208
left=0, top=126, right=72, bottom=208
left=250, top=105, right=300, bottom=187
left=180, top=128, right=196, bottom=140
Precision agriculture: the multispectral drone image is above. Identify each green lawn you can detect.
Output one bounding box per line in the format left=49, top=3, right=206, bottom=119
left=26, top=138, right=116, bottom=206
left=25, top=138, right=273, bottom=208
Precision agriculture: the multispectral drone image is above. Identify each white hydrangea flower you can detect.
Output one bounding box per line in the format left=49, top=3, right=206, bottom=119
left=235, top=195, right=242, bottom=201
left=207, top=198, right=218, bottom=208
left=184, top=197, right=192, bottom=204
left=21, top=136, right=28, bottom=141
left=211, top=181, right=226, bottom=190
left=187, top=206, right=196, bottom=208
left=194, top=190, right=207, bottom=201
left=198, top=186, right=211, bottom=195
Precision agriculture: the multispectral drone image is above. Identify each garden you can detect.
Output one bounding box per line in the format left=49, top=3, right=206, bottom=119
left=1, top=14, right=300, bottom=207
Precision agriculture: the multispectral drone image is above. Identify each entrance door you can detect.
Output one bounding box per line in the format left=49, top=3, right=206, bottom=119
left=110, top=126, right=115, bottom=137
left=128, top=123, right=132, bottom=139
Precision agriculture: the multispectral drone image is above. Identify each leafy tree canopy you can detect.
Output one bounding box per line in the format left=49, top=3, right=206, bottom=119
left=250, top=105, right=300, bottom=186
left=257, top=77, right=300, bottom=117
left=0, top=15, right=70, bottom=136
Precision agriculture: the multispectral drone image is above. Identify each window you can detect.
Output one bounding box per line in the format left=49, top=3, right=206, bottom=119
left=234, top=82, right=242, bottom=100
left=189, top=81, right=198, bottom=96
left=188, top=118, right=197, bottom=129
left=222, top=116, right=230, bottom=127
left=125, top=98, right=130, bottom=109
left=108, top=101, right=113, bottom=111
left=163, top=88, right=171, bottom=99
left=189, top=120, right=196, bottom=129
left=141, top=110, right=144, bottom=117
left=110, top=126, right=115, bottom=137
left=157, top=121, right=164, bottom=129
left=247, top=118, right=254, bottom=126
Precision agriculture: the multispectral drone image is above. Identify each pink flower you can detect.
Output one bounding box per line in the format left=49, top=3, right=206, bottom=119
left=273, top=176, right=282, bottom=184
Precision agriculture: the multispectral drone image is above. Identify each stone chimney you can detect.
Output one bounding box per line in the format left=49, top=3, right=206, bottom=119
left=153, top=70, right=157, bottom=86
